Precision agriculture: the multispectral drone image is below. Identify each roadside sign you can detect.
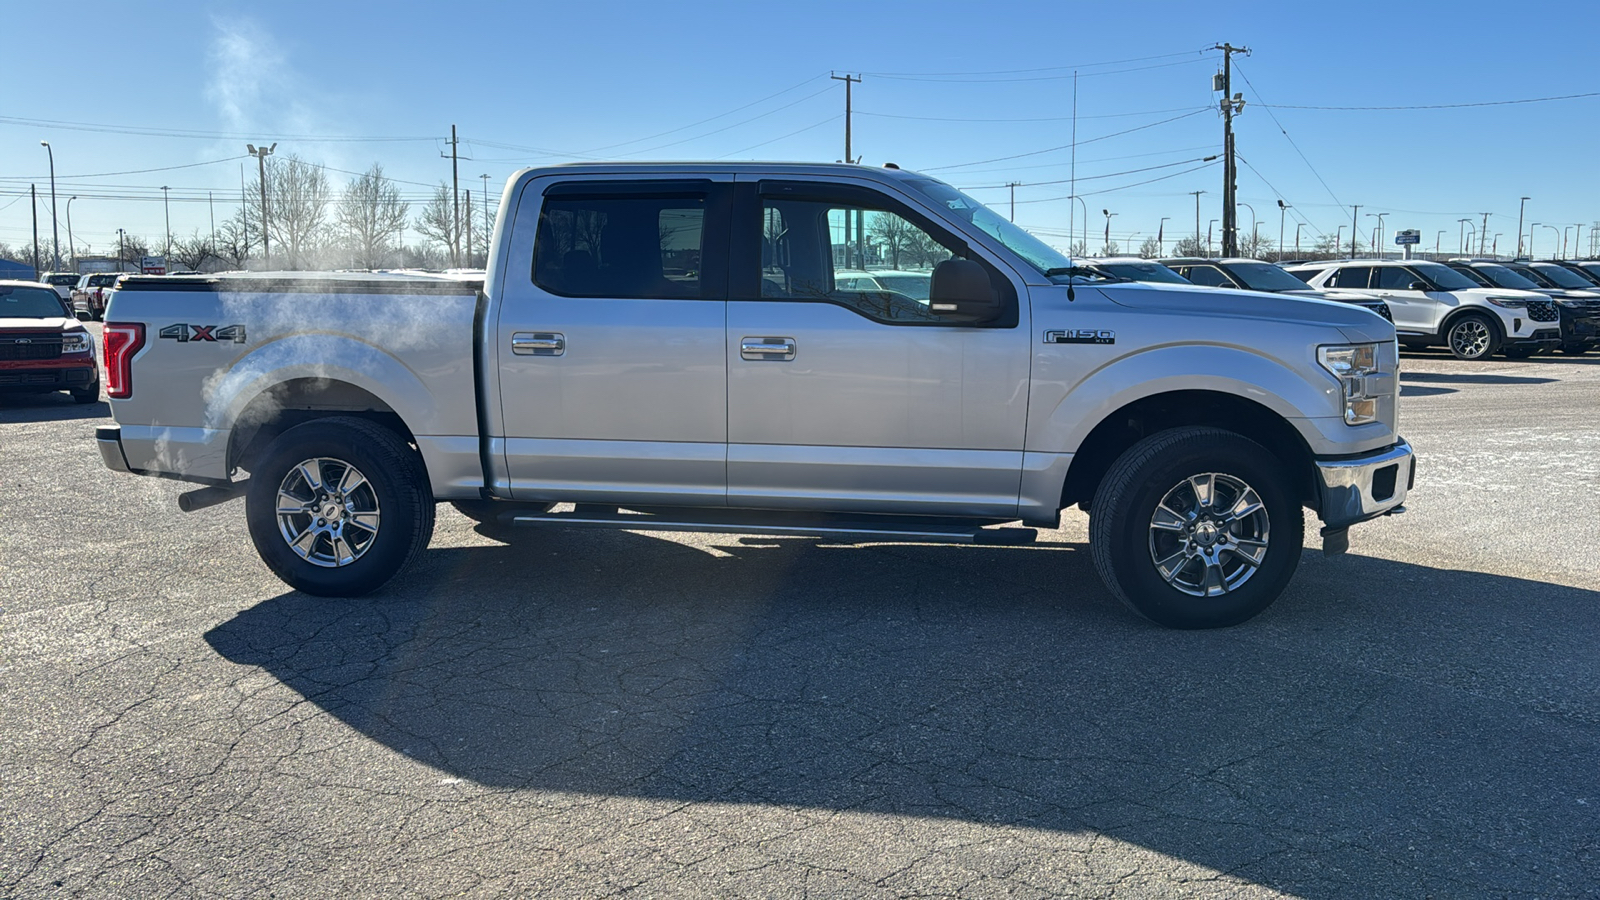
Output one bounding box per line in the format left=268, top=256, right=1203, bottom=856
left=141, top=256, right=166, bottom=275
left=1394, top=230, right=1421, bottom=246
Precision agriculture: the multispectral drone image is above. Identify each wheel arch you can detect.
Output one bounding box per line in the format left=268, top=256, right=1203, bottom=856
left=1061, top=389, right=1319, bottom=513
left=228, top=378, right=418, bottom=478
left=1440, top=305, right=1505, bottom=340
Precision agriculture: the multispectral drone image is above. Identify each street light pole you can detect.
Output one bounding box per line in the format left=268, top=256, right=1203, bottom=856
left=1239, top=202, right=1256, bottom=256
left=66, top=196, right=77, bottom=268
left=1102, top=209, right=1117, bottom=254
left=1529, top=223, right=1539, bottom=259
left=1158, top=217, right=1171, bottom=255
left=117, top=228, right=126, bottom=271
left=1436, top=230, right=1446, bottom=259
left=1541, top=224, right=1560, bottom=259
left=1294, top=222, right=1304, bottom=257
left=1576, top=225, right=1586, bottom=261
left=480, top=174, right=492, bottom=258
left=1207, top=219, right=1217, bottom=256
left=1366, top=213, right=1386, bottom=259
left=1563, top=226, right=1574, bottom=259
left=246, top=143, right=276, bottom=268
left=1190, top=190, right=1205, bottom=251
left=1335, top=225, right=1345, bottom=256
left=1276, top=200, right=1289, bottom=261
left=1516, top=197, right=1530, bottom=258
left=40, top=141, right=60, bottom=271
left=1350, top=205, right=1361, bottom=258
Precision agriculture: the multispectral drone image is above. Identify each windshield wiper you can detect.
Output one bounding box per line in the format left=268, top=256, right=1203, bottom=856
left=1044, top=266, right=1122, bottom=281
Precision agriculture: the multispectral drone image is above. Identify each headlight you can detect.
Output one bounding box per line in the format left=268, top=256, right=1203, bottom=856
left=1486, top=297, right=1527, bottom=309
left=1318, top=343, right=1384, bottom=426
left=60, top=331, right=91, bottom=354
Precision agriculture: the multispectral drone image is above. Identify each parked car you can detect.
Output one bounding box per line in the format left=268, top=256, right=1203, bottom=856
left=0, top=281, right=100, bottom=403
left=40, top=272, right=80, bottom=301
left=1446, top=260, right=1600, bottom=355
left=95, top=161, right=1411, bottom=629
left=73, top=272, right=122, bottom=320
left=1551, top=259, right=1600, bottom=286
left=1161, top=257, right=1392, bottom=323
left=834, top=268, right=934, bottom=302
left=1286, top=259, right=1557, bottom=360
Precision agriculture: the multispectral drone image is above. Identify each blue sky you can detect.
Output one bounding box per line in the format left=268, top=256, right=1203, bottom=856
left=5, top=0, right=1599, bottom=262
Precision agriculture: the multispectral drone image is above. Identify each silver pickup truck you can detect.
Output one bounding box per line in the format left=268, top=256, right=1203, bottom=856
left=96, top=162, right=1412, bottom=628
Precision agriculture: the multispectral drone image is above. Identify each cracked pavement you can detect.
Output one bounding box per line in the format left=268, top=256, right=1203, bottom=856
left=3, top=339, right=1598, bottom=898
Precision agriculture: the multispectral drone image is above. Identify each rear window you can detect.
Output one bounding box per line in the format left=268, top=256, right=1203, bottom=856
left=1329, top=266, right=1373, bottom=289
left=534, top=193, right=706, bottom=299
left=47, top=274, right=78, bottom=286
left=0, top=285, right=68, bottom=317
left=89, top=274, right=119, bottom=287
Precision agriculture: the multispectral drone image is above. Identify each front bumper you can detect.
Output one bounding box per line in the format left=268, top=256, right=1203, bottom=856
left=0, top=363, right=97, bottom=391
left=1315, top=437, right=1414, bottom=529
left=1504, top=328, right=1561, bottom=350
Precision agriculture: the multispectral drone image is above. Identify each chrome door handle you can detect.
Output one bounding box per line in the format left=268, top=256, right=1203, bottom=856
left=740, top=337, right=796, bottom=361
left=512, top=332, right=564, bottom=356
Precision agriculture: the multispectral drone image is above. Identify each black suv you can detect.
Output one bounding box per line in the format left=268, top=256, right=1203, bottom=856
left=1160, top=257, right=1393, bottom=322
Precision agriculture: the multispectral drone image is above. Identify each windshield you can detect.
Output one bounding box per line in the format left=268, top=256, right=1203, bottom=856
left=1556, top=264, right=1600, bottom=286
left=1228, top=262, right=1317, bottom=292
left=47, top=274, right=79, bottom=286
left=1471, top=264, right=1541, bottom=290
left=1097, top=262, right=1190, bottom=284
left=1411, top=261, right=1479, bottom=291
left=1527, top=263, right=1591, bottom=289
left=1508, top=265, right=1556, bottom=288
left=1448, top=266, right=1493, bottom=287
left=903, top=178, right=1073, bottom=275
left=0, top=285, right=68, bottom=317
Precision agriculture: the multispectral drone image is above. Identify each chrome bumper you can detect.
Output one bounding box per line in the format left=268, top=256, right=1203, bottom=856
left=1315, top=437, right=1414, bottom=529
left=96, top=424, right=132, bottom=474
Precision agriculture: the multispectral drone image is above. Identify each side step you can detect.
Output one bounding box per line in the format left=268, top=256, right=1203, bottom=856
left=503, top=505, right=1037, bottom=546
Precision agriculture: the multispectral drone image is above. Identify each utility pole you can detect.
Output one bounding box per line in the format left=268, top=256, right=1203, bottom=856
left=831, top=73, right=861, bottom=164
left=40, top=142, right=60, bottom=271
left=247, top=143, right=276, bottom=267
left=66, top=196, right=77, bottom=268
left=1479, top=212, right=1490, bottom=256
left=1350, top=204, right=1361, bottom=258
left=1190, top=190, right=1205, bottom=250
left=443, top=125, right=462, bottom=267
left=1516, top=197, right=1530, bottom=258
left=480, top=174, right=493, bottom=250
left=465, top=189, right=473, bottom=266
left=209, top=191, right=216, bottom=256
left=117, top=229, right=126, bottom=272
left=1007, top=182, right=1020, bottom=222
left=240, top=164, right=250, bottom=265
left=1212, top=43, right=1249, bottom=258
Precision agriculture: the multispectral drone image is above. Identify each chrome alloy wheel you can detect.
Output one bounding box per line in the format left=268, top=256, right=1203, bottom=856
left=1147, top=473, right=1270, bottom=597
left=274, top=457, right=382, bottom=568
left=1449, top=319, right=1492, bottom=359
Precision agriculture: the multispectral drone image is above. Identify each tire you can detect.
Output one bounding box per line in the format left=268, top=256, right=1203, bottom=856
left=1088, top=427, right=1304, bottom=629
left=1501, top=346, right=1538, bottom=359
left=69, top=385, right=99, bottom=404
left=245, top=416, right=434, bottom=597
left=1445, top=313, right=1500, bottom=361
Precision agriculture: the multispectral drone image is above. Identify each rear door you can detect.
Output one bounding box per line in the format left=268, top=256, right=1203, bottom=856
left=723, top=178, right=1031, bottom=518
left=493, top=176, right=733, bottom=506
left=1366, top=266, right=1440, bottom=333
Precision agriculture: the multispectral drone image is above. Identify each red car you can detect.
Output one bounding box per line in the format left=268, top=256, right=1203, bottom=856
left=0, top=280, right=100, bottom=404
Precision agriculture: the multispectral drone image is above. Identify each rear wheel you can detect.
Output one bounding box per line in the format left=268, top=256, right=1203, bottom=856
left=1089, top=427, right=1303, bottom=629
left=245, top=417, right=434, bottom=597
left=1446, top=313, right=1499, bottom=361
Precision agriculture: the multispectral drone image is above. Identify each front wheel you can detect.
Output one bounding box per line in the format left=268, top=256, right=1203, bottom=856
left=245, top=417, right=435, bottom=597
left=1446, top=313, right=1500, bottom=361
left=1089, top=427, right=1304, bottom=629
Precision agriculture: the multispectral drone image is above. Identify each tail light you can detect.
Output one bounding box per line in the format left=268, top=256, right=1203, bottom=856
left=104, top=323, right=145, bottom=399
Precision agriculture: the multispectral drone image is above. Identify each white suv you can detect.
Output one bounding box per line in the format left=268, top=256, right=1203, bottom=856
left=1285, top=259, right=1558, bottom=360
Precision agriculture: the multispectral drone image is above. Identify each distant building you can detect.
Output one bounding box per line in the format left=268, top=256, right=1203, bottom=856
left=0, top=259, right=36, bottom=280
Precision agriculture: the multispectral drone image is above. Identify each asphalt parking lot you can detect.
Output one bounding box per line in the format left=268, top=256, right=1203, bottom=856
left=3, top=342, right=1597, bottom=898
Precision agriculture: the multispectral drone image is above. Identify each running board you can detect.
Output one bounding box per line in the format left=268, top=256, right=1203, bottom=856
left=503, top=505, right=1037, bottom=546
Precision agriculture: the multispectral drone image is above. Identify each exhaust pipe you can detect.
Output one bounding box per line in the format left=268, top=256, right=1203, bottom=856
left=177, top=482, right=247, bottom=512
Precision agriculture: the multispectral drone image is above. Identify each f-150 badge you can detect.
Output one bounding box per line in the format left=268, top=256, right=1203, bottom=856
left=1045, top=329, right=1115, bottom=345
left=159, top=324, right=247, bottom=343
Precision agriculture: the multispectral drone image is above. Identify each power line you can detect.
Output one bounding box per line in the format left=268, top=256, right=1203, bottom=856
left=855, top=105, right=1209, bottom=124
left=0, top=155, right=248, bottom=183
left=1232, top=63, right=1343, bottom=209
left=0, top=114, right=438, bottom=142
left=860, top=48, right=1207, bottom=78
left=616, top=85, right=836, bottom=157
left=958, top=155, right=1218, bottom=191
left=923, top=108, right=1210, bottom=172
left=575, top=74, right=829, bottom=154
left=717, top=115, right=841, bottom=159
left=865, top=56, right=1212, bottom=84
left=1011, top=159, right=1221, bottom=205
left=1257, top=90, right=1600, bottom=111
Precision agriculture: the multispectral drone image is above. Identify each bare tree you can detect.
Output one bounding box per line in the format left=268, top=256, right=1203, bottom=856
left=1100, top=241, right=1121, bottom=257
left=1069, top=240, right=1088, bottom=257
left=246, top=154, right=330, bottom=269
left=904, top=231, right=949, bottom=269
left=336, top=164, right=409, bottom=269
left=1171, top=236, right=1206, bottom=257
left=169, top=231, right=216, bottom=272
left=1138, top=236, right=1163, bottom=259
left=413, top=184, right=462, bottom=263
left=867, top=213, right=916, bottom=269
left=214, top=207, right=257, bottom=269
left=1239, top=231, right=1272, bottom=259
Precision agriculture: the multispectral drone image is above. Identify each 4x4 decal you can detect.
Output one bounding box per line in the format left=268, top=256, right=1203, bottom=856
left=159, top=324, right=247, bottom=344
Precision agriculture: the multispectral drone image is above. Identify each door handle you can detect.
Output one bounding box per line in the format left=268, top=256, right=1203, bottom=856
left=740, top=337, right=796, bottom=361
left=512, top=332, right=564, bottom=356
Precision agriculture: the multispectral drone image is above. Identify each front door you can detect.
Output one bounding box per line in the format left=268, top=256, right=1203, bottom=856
left=1366, top=265, right=1443, bottom=333
left=495, top=177, right=732, bottom=506
left=724, top=179, right=1031, bottom=519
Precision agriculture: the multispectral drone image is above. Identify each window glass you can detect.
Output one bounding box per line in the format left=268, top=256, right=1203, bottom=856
left=1527, top=263, right=1590, bottom=289
left=534, top=195, right=705, bottom=298
left=1373, top=267, right=1421, bottom=290
left=46, top=274, right=78, bottom=286
left=1470, top=264, right=1538, bottom=290
left=1182, top=265, right=1234, bottom=287
left=1331, top=266, right=1373, bottom=289
left=1409, top=261, right=1478, bottom=290
left=1228, top=262, right=1315, bottom=292
left=758, top=196, right=954, bottom=323
left=0, top=285, right=70, bottom=317
left=1447, top=265, right=1494, bottom=287
left=902, top=178, right=1072, bottom=274
left=1097, top=262, right=1190, bottom=283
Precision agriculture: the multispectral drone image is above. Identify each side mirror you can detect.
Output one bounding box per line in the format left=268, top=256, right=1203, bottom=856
left=1408, top=281, right=1429, bottom=291
left=929, top=258, right=1000, bottom=323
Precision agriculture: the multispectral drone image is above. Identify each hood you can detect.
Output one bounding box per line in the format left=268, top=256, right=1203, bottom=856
left=1100, top=281, right=1394, bottom=343
left=1460, top=288, right=1549, bottom=302
left=0, top=317, right=79, bottom=332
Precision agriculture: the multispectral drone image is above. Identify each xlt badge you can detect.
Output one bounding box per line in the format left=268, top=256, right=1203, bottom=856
left=1045, top=329, right=1115, bottom=345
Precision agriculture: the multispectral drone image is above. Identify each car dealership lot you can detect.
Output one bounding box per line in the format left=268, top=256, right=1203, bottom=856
left=2, top=345, right=1597, bottom=898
